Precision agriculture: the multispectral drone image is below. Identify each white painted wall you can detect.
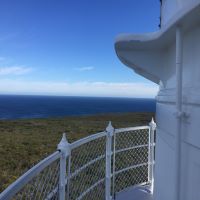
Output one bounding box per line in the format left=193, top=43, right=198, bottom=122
left=161, top=0, right=177, bottom=26
left=154, top=25, right=200, bottom=200
left=161, top=0, right=200, bottom=26
left=115, top=2, right=200, bottom=199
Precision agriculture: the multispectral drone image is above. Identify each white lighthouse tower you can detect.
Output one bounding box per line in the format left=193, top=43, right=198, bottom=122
left=115, top=1, right=200, bottom=200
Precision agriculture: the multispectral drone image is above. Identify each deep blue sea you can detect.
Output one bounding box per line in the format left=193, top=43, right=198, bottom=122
left=0, top=95, right=156, bottom=120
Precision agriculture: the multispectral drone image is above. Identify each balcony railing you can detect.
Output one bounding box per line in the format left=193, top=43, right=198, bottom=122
left=0, top=119, right=156, bottom=200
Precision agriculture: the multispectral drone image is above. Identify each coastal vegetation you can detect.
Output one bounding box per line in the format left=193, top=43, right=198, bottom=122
left=0, top=112, right=154, bottom=192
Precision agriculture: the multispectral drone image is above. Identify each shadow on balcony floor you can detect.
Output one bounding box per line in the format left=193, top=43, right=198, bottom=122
left=114, top=185, right=153, bottom=200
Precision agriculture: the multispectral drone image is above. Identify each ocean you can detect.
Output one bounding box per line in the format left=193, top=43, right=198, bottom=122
left=0, top=95, right=156, bottom=120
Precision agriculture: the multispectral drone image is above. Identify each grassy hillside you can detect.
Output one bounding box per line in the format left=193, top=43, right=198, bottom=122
left=0, top=112, right=155, bottom=192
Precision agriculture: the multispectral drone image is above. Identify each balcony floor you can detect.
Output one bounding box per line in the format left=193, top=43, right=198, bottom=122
left=114, top=185, right=153, bottom=200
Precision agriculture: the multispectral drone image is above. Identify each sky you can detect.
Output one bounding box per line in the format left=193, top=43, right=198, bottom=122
left=0, top=0, right=160, bottom=98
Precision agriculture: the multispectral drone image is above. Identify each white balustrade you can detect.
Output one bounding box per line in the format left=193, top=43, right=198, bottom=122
left=0, top=119, right=156, bottom=200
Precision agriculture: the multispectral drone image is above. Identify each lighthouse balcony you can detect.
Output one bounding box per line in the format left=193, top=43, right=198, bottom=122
left=0, top=120, right=156, bottom=200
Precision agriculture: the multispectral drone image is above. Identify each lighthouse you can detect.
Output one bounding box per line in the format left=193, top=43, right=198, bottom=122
left=115, top=1, right=200, bottom=200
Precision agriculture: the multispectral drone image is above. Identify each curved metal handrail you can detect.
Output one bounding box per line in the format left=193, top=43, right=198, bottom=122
left=70, top=131, right=106, bottom=149
left=114, top=126, right=149, bottom=134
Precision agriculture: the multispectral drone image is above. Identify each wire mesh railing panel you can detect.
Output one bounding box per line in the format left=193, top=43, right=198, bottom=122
left=68, top=136, right=106, bottom=200
left=113, top=128, right=150, bottom=194
left=12, top=158, right=60, bottom=200
left=70, top=136, right=106, bottom=173
left=115, top=146, right=148, bottom=171
left=69, top=159, right=105, bottom=200
left=114, top=165, right=148, bottom=192
left=81, top=180, right=105, bottom=200
left=115, top=129, right=149, bottom=150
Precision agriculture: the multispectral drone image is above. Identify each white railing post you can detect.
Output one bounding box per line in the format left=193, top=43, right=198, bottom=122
left=148, top=118, right=156, bottom=194
left=66, top=151, right=71, bottom=200
left=105, top=121, right=114, bottom=200
left=57, top=133, right=70, bottom=200
left=112, top=127, right=116, bottom=199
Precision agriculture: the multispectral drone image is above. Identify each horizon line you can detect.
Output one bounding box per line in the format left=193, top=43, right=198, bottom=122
left=0, top=93, right=156, bottom=99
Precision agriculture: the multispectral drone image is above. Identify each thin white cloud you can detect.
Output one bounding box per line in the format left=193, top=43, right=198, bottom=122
left=0, top=66, right=32, bottom=75
left=0, top=79, right=158, bottom=98
left=74, top=66, right=94, bottom=72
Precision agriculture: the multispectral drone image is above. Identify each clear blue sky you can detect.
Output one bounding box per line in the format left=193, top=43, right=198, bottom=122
left=0, top=0, right=159, bottom=97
